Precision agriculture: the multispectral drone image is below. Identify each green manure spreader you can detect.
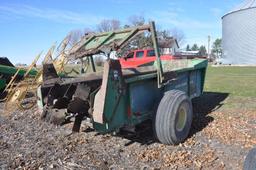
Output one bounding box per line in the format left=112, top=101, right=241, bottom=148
left=37, top=22, right=207, bottom=145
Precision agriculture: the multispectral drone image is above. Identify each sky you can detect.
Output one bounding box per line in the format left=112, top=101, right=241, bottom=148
left=0, top=0, right=243, bottom=64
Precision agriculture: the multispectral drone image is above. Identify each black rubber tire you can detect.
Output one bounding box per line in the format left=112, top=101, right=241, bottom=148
left=154, top=90, right=193, bottom=145
left=243, top=148, right=256, bottom=170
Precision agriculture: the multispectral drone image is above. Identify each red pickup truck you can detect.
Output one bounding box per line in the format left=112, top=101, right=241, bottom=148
left=119, top=49, right=174, bottom=68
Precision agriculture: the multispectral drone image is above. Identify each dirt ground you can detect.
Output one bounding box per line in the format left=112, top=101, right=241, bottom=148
left=0, top=92, right=256, bottom=170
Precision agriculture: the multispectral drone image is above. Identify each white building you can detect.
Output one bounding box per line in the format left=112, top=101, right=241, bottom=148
left=158, top=38, right=179, bottom=55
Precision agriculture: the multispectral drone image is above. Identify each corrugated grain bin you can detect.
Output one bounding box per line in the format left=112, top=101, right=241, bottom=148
left=222, top=1, right=256, bottom=65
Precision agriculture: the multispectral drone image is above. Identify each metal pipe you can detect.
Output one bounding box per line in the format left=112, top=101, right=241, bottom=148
left=150, top=21, right=164, bottom=88
left=95, top=24, right=150, bottom=36
left=90, top=56, right=96, bottom=72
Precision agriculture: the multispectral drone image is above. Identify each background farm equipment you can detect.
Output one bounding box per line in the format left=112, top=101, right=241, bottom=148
left=3, top=53, right=42, bottom=112
left=37, top=21, right=208, bottom=145
left=0, top=57, right=37, bottom=98
left=2, top=35, right=73, bottom=112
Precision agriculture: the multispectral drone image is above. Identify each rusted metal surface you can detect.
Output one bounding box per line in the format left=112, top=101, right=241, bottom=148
left=68, top=24, right=151, bottom=60
left=40, top=61, right=101, bottom=131
left=69, top=84, right=91, bottom=132
left=93, top=62, right=110, bottom=124
left=42, top=63, right=59, bottom=82
left=150, top=22, right=164, bottom=87
left=42, top=44, right=56, bottom=64
left=38, top=21, right=186, bottom=134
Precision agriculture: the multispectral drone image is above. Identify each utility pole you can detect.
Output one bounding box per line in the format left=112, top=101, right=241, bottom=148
left=208, top=35, right=211, bottom=59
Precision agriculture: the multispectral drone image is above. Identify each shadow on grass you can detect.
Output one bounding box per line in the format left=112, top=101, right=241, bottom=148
left=100, top=92, right=229, bottom=146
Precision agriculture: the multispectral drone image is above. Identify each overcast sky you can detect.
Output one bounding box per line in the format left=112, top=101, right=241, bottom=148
left=0, top=0, right=242, bottom=64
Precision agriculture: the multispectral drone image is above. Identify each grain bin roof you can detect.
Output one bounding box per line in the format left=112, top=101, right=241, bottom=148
left=222, top=0, right=256, bottom=18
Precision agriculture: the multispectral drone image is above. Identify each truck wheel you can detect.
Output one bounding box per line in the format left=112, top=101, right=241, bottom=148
left=243, top=148, right=256, bottom=170
left=154, top=90, right=193, bottom=145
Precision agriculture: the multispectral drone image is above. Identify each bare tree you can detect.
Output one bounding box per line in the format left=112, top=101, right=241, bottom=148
left=170, top=28, right=185, bottom=46
left=111, top=20, right=121, bottom=30
left=128, top=15, right=145, bottom=26
left=125, top=15, right=151, bottom=50
left=97, top=19, right=121, bottom=32
left=67, top=28, right=93, bottom=47
left=158, top=29, right=171, bottom=40
left=68, top=29, right=84, bottom=46
left=84, top=28, right=94, bottom=36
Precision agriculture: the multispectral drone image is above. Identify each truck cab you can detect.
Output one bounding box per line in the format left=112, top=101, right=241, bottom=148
left=119, top=49, right=174, bottom=68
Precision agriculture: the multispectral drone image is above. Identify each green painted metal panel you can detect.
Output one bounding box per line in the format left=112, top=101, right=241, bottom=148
left=93, top=59, right=208, bottom=133
left=93, top=62, right=129, bottom=133
left=0, top=79, right=6, bottom=91
left=83, top=32, right=131, bottom=51
left=125, top=73, right=157, bottom=83
left=0, top=64, right=38, bottom=91
left=68, top=24, right=151, bottom=59
left=125, top=59, right=208, bottom=84
left=0, top=64, right=37, bottom=77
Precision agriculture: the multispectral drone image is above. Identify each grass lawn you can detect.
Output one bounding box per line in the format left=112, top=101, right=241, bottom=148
left=203, top=66, right=256, bottom=111
left=204, top=66, right=256, bottom=97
